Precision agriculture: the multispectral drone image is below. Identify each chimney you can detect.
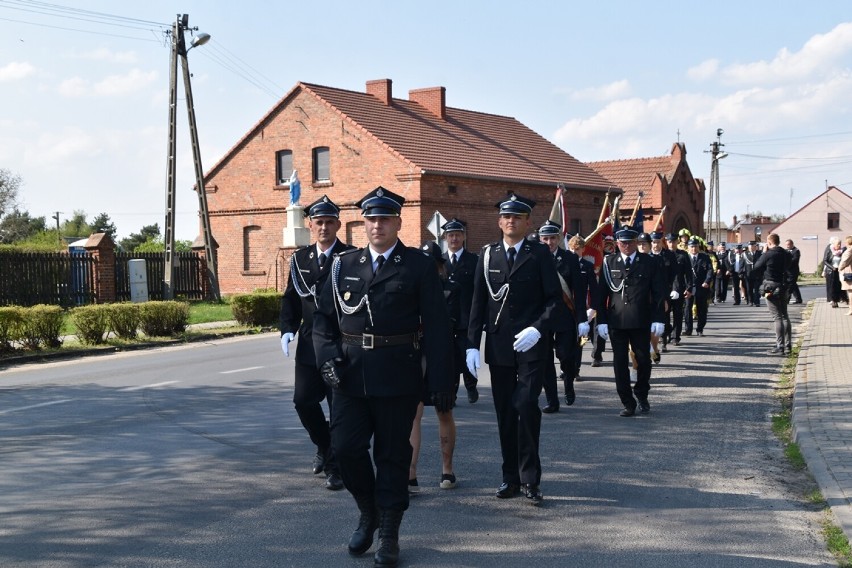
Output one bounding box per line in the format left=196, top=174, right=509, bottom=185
left=733, top=215, right=738, bottom=226
left=366, top=79, right=393, bottom=105
left=409, top=86, right=446, bottom=119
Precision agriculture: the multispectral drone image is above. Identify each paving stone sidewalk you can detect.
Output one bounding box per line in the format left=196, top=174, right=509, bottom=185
left=793, top=298, right=852, bottom=539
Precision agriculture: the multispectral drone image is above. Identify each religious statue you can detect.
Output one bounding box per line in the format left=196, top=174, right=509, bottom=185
left=289, top=169, right=301, bottom=207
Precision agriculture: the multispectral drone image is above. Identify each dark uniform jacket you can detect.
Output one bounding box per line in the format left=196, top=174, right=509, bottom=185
left=279, top=240, right=354, bottom=367
left=744, top=249, right=761, bottom=277
left=312, top=241, right=453, bottom=398
left=468, top=240, right=562, bottom=367
left=786, top=246, right=801, bottom=282
left=725, top=250, right=746, bottom=276
left=578, top=257, right=599, bottom=312
left=444, top=248, right=477, bottom=332
left=669, top=248, right=693, bottom=296
left=597, top=252, right=667, bottom=329
left=552, top=248, right=587, bottom=330
left=687, top=252, right=714, bottom=294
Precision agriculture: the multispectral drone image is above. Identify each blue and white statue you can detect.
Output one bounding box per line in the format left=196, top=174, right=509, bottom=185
left=289, top=169, right=301, bottom=206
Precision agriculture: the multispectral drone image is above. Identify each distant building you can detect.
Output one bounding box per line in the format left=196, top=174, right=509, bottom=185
left=772, top=186, right=852, bottom=274
left=727, top=215, right=780, bottom=246
left=586, top=143, right=705, bottom=235
left=201, top=79, right=618, bottom=293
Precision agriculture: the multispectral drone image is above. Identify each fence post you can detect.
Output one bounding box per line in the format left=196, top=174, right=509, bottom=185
left=192, top=235, right=218, bottom=300
left=85, top=233, right=116, bottom=303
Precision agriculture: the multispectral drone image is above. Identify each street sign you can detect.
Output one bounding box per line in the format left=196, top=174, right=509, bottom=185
left=427, top=211, right=447, bottom=240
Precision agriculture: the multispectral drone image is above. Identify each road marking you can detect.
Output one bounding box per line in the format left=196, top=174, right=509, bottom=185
left=121, top=381, right=180, bottom=391
left=0, top=399, right=73, bottom=415
left=220, top=366, right=263, bottom=374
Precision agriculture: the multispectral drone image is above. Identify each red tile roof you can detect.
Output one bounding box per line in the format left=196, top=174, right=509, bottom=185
left=206, top=81, right=615, bottom=191
left=586, top=155, right=678, bottom=208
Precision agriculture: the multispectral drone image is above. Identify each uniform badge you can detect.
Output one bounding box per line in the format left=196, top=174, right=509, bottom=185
left=393, top=255, right=401, bottom=263
left=343, top=291, right=351, bottom=301
left=376, top=188, right=384, bottom=197
left=359, top=256, right=366, bottom=263
left=309, top=251, right=314, bottom=259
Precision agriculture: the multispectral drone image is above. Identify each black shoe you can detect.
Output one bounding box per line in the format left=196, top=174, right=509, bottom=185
left=574, top=374, right=583, bottom=382
left=312, top=449, right=327, bottom=475
left=522, top=484, right=543, bottom=505
left=325, top=472, right=344, bottom=491
left=439, top=473, right=457, bottom=489
left=374, top=509, right=403, bottom=566
left=769, top=347, right=784, bottom=354
left=661, top=344, right=668, bottom=353
left=541, top=403, right=559, bottom=414
left=696, top=331, right=704, bottom=337
left=620, top=407, right=636, bottom=417
left=496, top=482, right=520, bottom=499
left=683, top=331, right=692, bottom=336
left=652, top=351, right=661, bottom=364
left=591, top=359, right=602, bottom=367
left=564, top=384, right=576, bottom=406
left=348, top=499, right=378, bottom=556
left=674, top=338, right=681, bottom=346
left=638, top=399, right=650, bottom=414
left=467, top=386, right=479, bottom=404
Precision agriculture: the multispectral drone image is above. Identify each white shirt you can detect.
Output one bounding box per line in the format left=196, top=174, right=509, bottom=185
left=369, top=242, right=397, bottom=272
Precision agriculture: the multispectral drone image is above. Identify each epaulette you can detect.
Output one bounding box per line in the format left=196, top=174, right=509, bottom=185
left=336, top=248, right=360, bottom=257
left=481, top=242, right=500, bottom=252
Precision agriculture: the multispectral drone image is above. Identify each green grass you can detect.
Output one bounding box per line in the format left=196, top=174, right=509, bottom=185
left=187, top=301, right=233, bottom=325
left=823, top=517, right=852, bottom=567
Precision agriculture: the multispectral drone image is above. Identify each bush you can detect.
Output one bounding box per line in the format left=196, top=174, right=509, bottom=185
left=71, top=305, right=110, bottom=345
left=0, top=306, right=24, bottom=352
left=20, top=304, right=64, bottom=349
left=107, top=303, right=141, bottom=340
left=139, top=301, right=189, bottom=337
left=230, top=292, right=282, bottom=326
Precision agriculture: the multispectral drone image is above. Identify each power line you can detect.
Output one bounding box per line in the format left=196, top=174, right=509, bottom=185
left=0, top=0, right=167, bottom=27
left=726, top=151, right=852, bottom=161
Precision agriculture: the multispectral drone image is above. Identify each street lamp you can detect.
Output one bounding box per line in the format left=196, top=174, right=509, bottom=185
left=754, top=226, right=762, bottom=242
left=163, top=14, right=220, bottom=301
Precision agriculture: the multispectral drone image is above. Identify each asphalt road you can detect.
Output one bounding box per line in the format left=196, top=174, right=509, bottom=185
left=0, top=286, right=836, bottom=567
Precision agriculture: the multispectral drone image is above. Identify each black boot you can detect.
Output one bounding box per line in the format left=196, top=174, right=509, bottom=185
left=374, top=509, right=404, bottom=566
left=348, top=496, right=378, bottom=556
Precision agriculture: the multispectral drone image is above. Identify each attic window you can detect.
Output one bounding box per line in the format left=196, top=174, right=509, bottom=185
left=447, top=185, right=457, bottom=194
left=312, top=147, right=330, bottom=182
left=276, top=150, right=293, bottom=185
left=828, top=212, right=840, bottom=230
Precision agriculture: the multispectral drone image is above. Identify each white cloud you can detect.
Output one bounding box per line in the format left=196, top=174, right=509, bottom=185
left=93, top=69, right=158, bottom=96
left=0, top=61, right=36, bottom=82
left=721, top=22, right=852, bottom=85
left=687, top=59, right=719, bottom=81
left=57, top=69, right=158, bottom=97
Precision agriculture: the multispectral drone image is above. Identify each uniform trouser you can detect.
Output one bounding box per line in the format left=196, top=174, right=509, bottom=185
left=670, top=298, right=685, bottom=339
left=715, top=274, right=728, bottom=301
left=730, top=273, right=742, bottom=304
left=743, top=273, right=755, bottom=304
left=453, top=331, right=477, bottom=391
left=685, top=290, right=708, bottom=333
left=610, top=327, right=651, bottom=409
left=543, top=328, right=577, bottom=406
left=766, top=289, right=792, bottom=350
left=490, top=360, right=544, bottom=486
left=294, top=362, right=338, bottom=473
left=749, top=275, right=763, bottom=305
left=331, top=390, right=420, bottom=511
left=789, top=280, right=802, bottom=303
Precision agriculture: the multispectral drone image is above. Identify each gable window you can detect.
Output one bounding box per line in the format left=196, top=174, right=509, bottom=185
left=242, top=225, right=265, bottom=274
left=312, top=147, right=330, bottom=182
left=276, top=150, right=293, bottom=185
left=828, top=212, right=840, bottom=230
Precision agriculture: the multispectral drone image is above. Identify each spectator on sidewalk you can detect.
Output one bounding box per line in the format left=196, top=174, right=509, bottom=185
left=824, top=236, right=845, bottom=308
left=785, top=239, right=803, bottom=304
left=753, top=233, right=792, bottom=355
left=839, top=235, right=852, bottom=315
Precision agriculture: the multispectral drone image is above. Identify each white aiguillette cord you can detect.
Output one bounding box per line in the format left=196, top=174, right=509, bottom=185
left=483, top=245, right=510, bottom=325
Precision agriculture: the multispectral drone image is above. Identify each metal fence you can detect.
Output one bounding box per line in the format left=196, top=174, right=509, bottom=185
left=0, top=250, right=207, bottom=306
left=0, top=251, right=97, bottom=307
left=114, top=252, right=206, bottom=302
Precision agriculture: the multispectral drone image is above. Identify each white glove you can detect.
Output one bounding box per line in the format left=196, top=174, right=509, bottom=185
left=578, top=322, right=590, bottom=338
left=513, top=327, right=542, bottom=352
left=596, top=324, right=609, bottom=341
left=586, top=308, right=596, bottom=321
left=280, top=332, right=295, bottom=357
left=466, top=348, right=480, bottom=378
left=670, top=290, right=680, bottom=300
left=650, top=322, right=665, bottom=337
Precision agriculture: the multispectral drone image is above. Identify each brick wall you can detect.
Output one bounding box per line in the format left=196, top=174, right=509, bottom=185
left=205, top=87, right=610, bottom=294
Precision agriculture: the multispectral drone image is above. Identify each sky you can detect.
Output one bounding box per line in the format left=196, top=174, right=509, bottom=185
left=1, top=0, right=851, bottom=242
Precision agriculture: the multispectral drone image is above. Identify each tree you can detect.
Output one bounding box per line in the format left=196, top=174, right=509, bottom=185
left=0, top=168, right=22, bottom=219
left=60, top=210, right=93, bottom=240
left=119, top=223, right=161, bottom=252
left=90, top=212, right=118, bottom=241
left=0, top=209, right=47, bottom=243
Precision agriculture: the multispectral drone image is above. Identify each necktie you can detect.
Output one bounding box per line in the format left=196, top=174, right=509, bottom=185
left=449, top=254, right=456, bottom=268
left=318, top=253, right=326, bottom=268
left=374, top=254, right=385, bottom=274
left=507, top=247, right=516, bottom=270
left=625, top=255, right=632, bottom=270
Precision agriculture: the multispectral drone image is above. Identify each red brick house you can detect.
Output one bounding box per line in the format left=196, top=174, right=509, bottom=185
left=202, top=79, right=618, bottom=293
left=586, top=143, right=705, bottom=236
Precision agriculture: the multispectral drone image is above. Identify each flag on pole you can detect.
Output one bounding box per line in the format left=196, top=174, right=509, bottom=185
left=653, top=205, right=668, bottom=232
left=584, top=195, right=613, bottom=271
left=627, top=191, right=644, bottom=232
left=548, top=183, right=569, bottom=248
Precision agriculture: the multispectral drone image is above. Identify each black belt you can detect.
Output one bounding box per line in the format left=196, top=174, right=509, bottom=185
left=341, top=332, right=419, bottom=350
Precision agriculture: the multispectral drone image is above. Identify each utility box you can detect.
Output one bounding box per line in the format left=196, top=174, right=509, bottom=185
left=128, top=259, right=149, bottom=303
